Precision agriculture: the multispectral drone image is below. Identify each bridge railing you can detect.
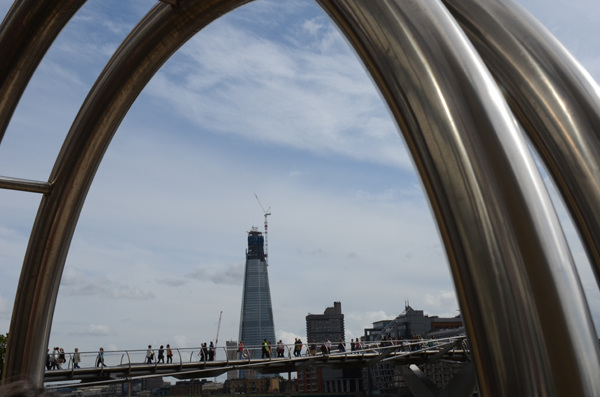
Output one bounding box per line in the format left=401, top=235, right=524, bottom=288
left=44, top=336, right=466, bottom=373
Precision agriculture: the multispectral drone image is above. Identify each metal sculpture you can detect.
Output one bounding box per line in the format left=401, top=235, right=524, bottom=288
left=1, top=0, right=599, bottom=395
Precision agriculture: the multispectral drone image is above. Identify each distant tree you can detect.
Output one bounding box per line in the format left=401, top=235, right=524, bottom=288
left=0, top=333, right=7, bottom=379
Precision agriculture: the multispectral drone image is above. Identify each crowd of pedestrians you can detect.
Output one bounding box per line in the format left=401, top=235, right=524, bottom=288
left=197, top=341, right=216, bottom=361
left=45, top=347, right=66, bottom=370
left=237, top=337, right=371, bottom=358
left=145, top=344, right=174, bottom=364
left=46, top=336, right=408, bottom=370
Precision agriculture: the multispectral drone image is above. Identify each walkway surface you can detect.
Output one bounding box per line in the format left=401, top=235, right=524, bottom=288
left=44, top=337, right=468, bottom=386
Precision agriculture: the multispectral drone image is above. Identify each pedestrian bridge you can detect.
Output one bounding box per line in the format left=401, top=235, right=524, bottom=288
left=44, top=337, right=468, bottom=385
left=5, top=1, right=600, bottom=395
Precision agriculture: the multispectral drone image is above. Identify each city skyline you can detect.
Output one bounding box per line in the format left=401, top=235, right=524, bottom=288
left=0, top=0, right=599, bottom=357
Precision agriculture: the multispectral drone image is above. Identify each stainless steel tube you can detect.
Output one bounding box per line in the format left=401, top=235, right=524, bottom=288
left=3, top=0, right=252, bottom=385
left=0, top=0, right=86, bottom=143
left=316, top=1, right=600, bottom=395
left=0, top=176, right=51, bottom=194
left=443, top=0, right=600, bottom=288
left=3, top=0, right=600, bottom=394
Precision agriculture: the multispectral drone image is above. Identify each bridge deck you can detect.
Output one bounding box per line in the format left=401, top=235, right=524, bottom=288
left=44, top=341, right=468, bottom=384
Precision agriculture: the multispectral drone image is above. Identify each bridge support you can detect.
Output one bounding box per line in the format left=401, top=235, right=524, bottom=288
left=400, top=363, right=476, bottom=397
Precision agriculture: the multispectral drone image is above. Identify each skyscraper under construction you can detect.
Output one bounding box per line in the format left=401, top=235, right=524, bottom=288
left=238, top=227, right=276, bottom=359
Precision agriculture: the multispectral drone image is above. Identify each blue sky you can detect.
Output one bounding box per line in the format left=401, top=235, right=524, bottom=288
left=0, top=0, right=599, bottom=360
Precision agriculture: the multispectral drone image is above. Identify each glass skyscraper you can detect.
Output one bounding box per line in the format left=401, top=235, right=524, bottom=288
left=238, top=227, right=276, bottom=359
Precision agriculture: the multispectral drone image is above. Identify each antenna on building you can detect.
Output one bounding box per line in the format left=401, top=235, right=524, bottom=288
left=254, top=193, right=271, bottom=266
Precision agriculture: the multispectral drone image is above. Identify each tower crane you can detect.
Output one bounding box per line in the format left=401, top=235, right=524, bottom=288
left=214, top=310, right=222, bottom=382
left=215, top=310, right=222, bottom=347
left=254, top=193, right=271, bottom=266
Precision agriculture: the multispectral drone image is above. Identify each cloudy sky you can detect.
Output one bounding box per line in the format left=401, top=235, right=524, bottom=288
left=0, top=0, right=599, bottom=362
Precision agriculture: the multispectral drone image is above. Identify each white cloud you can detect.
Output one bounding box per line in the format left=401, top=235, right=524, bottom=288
left=185, top=263, right=245, bottom=285
left=86, top=325, right=111, bottom=336
left=302, top=18, right=324, bottom=37
left=277, top=329, right=302, bottom=344
left=423, top=292, right=460, bottom=318
left=0, top=0, right=598, bottom=357
left=61, top=271, right=155, bottom=300
left=145, top=15, right=409, bottom=170
left=173, top=335, right=191, bottom=349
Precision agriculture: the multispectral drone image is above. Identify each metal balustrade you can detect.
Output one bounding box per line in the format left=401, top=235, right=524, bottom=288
left=43, top=337, right=468, bottom=385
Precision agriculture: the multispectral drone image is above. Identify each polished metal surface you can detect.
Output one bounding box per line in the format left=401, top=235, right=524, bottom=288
left=443, top=0, right=600, bottom=290
left=1, top=0, right=600, bottom=395
left=2, top=0, right=252, bottom=386
left=316, top=1, right=600, bottom=395
left=0, top=0, right=86, bottom=144
left=0, top=176, right=51, bottom=194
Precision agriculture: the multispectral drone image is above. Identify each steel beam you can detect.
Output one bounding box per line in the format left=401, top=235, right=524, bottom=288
left=0, top=176, right=51, bottom=194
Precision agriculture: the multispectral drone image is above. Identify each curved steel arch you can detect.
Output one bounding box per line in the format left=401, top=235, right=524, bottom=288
left=1, top=0, right=600, bottom=395
left=1, top=0, right=254, bottom=385
left=443, top=0, right=600, bottom=295
left=0, top=0, right=86, bottom=143
left=317, top=2, right=600, bottom=395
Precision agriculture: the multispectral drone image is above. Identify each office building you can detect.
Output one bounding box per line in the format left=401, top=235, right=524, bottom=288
left=364, top=304, right=462, bottom=341
left=238, top=227, right=276, bottom=362
left=363, top=304, right=465, bottom=396
left=299, top=302, right=363, bottom=393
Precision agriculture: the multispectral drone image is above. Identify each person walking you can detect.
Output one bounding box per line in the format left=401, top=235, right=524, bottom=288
left=58, top=348, right=66, bottom=369
left=277, top=340, right=284, bottom=357
left=296, top=338, right=303, bottom=357
left=238, top=341, right=245, bottom=359
left=321, top=342, right=328, bottom=355
left=96, top=347, right=106, bottom=367
left=325, top=339, right=332, bottom=354
left=262, top=339, right=270, bottom=358
left=310, top=340, right=317, bottom=356
left=51, top=347, right=59, bottom=370
left=166, top=344, right=173, bottom=363
left=338, top=338, right=346, bottom=353
left=200, top=343, right=208, bottom=362
left=208, top=341, right=215, bottom=361
left=157, top=345, right=165, bottom=363
left=73, top=348, right=81, bottom=369
left=146, top=345, right=154, bottom=364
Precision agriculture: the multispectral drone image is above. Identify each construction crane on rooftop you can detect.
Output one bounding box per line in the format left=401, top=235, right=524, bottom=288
left=254, top=193, right=271, bottom=266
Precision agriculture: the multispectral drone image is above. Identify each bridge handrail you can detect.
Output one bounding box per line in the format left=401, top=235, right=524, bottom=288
left=43, top=336, right=466, bottom=373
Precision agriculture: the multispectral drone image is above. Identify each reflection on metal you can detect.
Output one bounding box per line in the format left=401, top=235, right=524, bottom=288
left=0, top=0, right=86, bottom=143
left=316, top=1, right=600, bottom=395
left=0, top=176, right=51, bottom=194
left=443, top=0, right=600, bottom=310
left=0, top=0, right=599, bottom=395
